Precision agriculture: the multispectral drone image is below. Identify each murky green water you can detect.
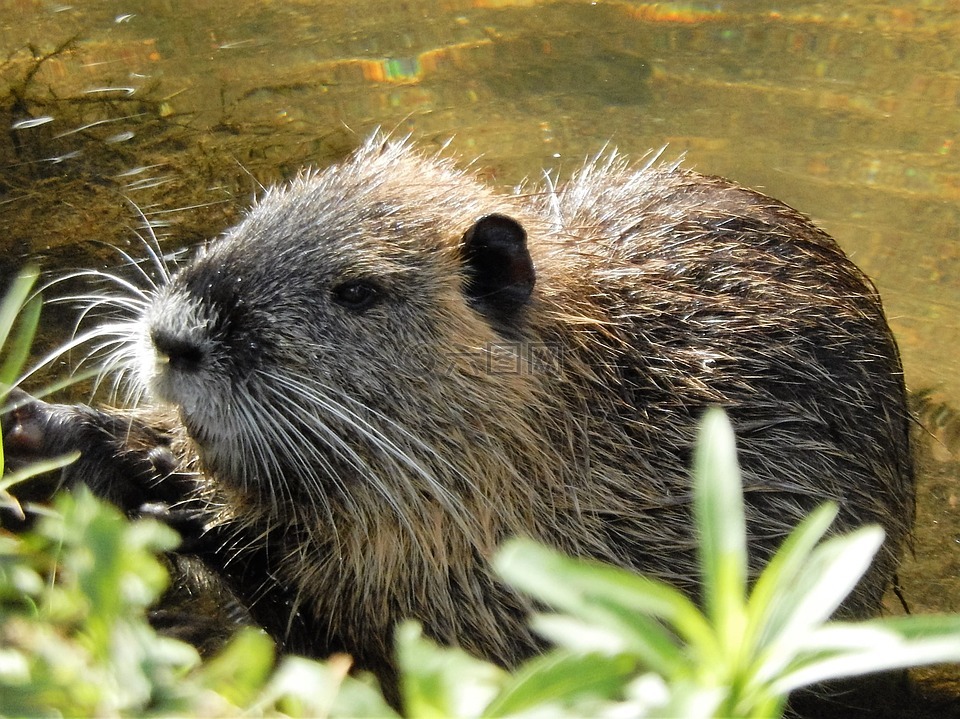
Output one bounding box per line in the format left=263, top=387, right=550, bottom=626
left=2, top=0, right=959, bottom=711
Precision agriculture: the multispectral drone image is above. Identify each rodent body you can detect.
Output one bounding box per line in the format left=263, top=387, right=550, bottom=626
left=5, top=136, right=914, bottom=690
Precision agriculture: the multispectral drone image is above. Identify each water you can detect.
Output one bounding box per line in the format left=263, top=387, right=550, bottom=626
left=2, top=0, right=959, bottom=711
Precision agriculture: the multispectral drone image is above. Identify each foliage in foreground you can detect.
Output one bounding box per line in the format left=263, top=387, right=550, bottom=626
left=0, top=488, right=393, bottom=718
left=2, top=266, right=960, bottom=717
left=3, top=411, right=960, bottom=718
left=403, top=411, right=960, bottom=718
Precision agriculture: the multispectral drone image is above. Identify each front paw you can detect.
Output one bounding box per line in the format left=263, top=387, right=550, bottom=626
left=2, top=388, right=71, bottom=470
left=2, top=389, right=182, bottom=516
left=2, top=388, right=79, bottom=517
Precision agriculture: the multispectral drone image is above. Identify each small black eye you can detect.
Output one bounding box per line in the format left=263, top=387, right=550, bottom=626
left=332, top=279, right=382, bottom=312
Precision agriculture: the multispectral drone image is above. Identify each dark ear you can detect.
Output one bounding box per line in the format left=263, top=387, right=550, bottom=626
left=461, top=214, right=536, bottom=323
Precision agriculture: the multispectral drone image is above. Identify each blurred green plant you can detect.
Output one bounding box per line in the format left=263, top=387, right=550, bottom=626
left=3, top=410, right=960, bottom=718
left=0, top=487, right=396, bottom=718
left=428, top=409, right=960, bottom=718
left=0, top=266, right=42, bottom=401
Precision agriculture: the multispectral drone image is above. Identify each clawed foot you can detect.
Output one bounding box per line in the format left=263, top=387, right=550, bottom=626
left=1, top=389, right=75, bottom=526
left=2, top=387, right=66, bottom=470
left=1, top=388, right=195, bottom=535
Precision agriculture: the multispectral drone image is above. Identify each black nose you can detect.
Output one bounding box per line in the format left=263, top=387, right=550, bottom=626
left=151, top=328, right=205, bottom=372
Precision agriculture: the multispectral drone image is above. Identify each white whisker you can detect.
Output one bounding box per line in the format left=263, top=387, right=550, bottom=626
left=42, top=268, right=156, bottom=304
left=123, top=197, right=177, bottom=284
left=258, top=369, right=484, bottom=542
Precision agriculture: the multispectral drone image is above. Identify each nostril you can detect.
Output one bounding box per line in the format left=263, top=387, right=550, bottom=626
left=151, top=329, right=205, bottom=371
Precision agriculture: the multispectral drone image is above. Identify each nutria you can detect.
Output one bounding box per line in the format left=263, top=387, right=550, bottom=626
left=3, top=135, right=914, bottom=694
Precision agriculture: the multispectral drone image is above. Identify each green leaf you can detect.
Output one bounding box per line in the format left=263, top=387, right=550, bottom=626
left=529, top=614, right=633, bottom=655
left=530, top=612, right=686, bottom=679
left=0, top=293, right=41, bottom=390
left=867, top=613, right=960, bottom=639
left=199, top=628, right=276, bottom=708
left=482, top=651, right=637, bottom=717
left=495, top=539, right=717, bottom=659
left=748, top=525, right=884, bottom=688
left=397, top=621, right=506, bottom=719
left=743, top=503, right=838, bottom=648
left=642, top=679, right=728, bottom=719
left=772, top=618, right=960, bottom=693
left=0, top=452, right=81, bottom=494
left=253, top=653, right=399, bottom=718
left=737, top=503, right=839, bottom=694
left=0, top=266, right=39, bottom=358
left=693, top=408, right=748, bottom=653
left=0, top=266, right=41, bottom=478
left=0, top=407, right=76, bottom=529
left=324, top=664, right=400, bottom=719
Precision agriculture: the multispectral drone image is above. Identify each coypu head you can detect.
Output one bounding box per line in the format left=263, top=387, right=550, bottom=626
left=137, top=138, right=545, bottom=524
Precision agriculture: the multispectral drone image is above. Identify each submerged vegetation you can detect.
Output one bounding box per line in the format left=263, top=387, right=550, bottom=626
left=1, top=271, right=960, bottom=717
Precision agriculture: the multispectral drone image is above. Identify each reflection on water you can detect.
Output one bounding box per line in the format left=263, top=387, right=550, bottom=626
left=1, top=0, right=959, bottom=710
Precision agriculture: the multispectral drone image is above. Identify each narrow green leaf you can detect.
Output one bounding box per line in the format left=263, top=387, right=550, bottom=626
left=0, top=452, right=80, bottom=494
left=495, top=539, right=718, bottom=656
left=646, top=681, right=728, bottom=719
left=255, top=655, right=400, bottom=718
left=0, top=292, right=41, bottom=389
left=773, top=620, right=960, bottom=693
left=866, top=613, right=960, bottom=639
left=693, top=408, right=748, bottom=649
left=26, top=365, right=102, bottom=401
left=581, top=596, right=691, bottom=672
left=770, top=527, right=883, bottom=636
left=746, top=526, right=884, bottom=689
left=740, top=503, right=838, bottom=675
left=0, top=267, right=42, bottom=479
left=531, top=611, right=687, bottom=679
left=0, top=266, right=39, bottom=353
left=482, top=651, right=636, bottom=717
left=530, top=614, right=634, bottom=655
left=199, top=628, right=276, bottom=708
left=396, top=622, right=505, bottom=719
left=744, top=503, right=837, bottom=640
